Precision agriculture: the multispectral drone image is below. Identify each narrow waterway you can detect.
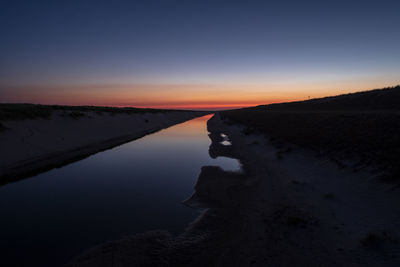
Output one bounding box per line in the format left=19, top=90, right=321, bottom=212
left=0, top=114, right=240, bottom=267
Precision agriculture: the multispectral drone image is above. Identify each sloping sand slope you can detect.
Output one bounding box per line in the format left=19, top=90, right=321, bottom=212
left=205, top=114, right=400, bottom=266
left=0, top=110, right=205, bottom=185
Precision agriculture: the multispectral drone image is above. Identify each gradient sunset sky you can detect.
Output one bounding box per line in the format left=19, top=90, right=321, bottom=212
left=1, top=0, right=399, bottom=110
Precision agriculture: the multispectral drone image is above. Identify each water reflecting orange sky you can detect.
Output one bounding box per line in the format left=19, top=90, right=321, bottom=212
left=0, top=114, right=239, bottom=267
left=161, top=114, right=214, bottom=137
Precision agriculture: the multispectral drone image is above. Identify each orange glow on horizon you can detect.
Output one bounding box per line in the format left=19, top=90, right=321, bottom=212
left=119, top=101, right=286, bottom=110
left=0, top=97, right=298, bottom=110
left=1, top=81, right=398, bottom=110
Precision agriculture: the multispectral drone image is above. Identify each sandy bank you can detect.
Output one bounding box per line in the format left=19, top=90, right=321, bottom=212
left=0, top=110, right=206, bottom=185
left=205, top=113, right=400, bottom=266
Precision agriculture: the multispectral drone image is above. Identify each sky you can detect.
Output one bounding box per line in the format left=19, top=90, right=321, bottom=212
left=1, top=0, right=399, bottom=110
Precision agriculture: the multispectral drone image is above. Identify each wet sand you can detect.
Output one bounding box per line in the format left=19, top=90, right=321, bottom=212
left=0, top=110, right=206, bottom=185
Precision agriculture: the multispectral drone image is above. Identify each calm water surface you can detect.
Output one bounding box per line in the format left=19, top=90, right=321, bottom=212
left=0, top=114, right=240, bottom=267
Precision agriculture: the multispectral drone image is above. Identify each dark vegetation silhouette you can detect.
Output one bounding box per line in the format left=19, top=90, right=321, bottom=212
left=0, top=103, right=187, bottom=121
left=221, top=86, right=400, bottom=180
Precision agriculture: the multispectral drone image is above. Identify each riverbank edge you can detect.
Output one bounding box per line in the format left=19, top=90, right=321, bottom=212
left=64, top=113, right=251, bottom=267
left=66, top=112, right=400, bottom=267
left=0, top=111, right=207, bottom=186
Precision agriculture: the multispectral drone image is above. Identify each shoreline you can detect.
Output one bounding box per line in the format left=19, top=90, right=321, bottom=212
left=67, top=113, right=400, bottom=266
left=0, top=111, right=207, bottom=186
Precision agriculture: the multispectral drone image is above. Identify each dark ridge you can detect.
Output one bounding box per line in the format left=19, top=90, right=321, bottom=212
left=262, top=85, right=400, bottom=111
left=0, top=103, right=191, bottom=121
left=0, top=122, right=6, bottom=131
left=220, top=86, right=400, bottom=180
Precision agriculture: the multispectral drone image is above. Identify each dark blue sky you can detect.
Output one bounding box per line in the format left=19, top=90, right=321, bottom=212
left=1, top=0, right=399, bottom=108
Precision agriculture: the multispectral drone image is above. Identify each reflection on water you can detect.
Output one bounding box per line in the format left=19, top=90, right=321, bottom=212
left=220, top=140, right=232, bottom=146
left=0, top=114, right=240, bottom=267
left=220, top=133, right=232, bottom=146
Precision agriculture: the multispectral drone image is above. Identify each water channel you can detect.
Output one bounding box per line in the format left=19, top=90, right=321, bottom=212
left=0, top=114, right=240, bottom=267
